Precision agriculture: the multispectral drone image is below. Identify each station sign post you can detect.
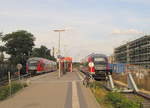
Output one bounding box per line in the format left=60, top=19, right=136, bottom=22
left=57, top=55, right=62, bottom=78
left=16, top=64, right=23, bottom=81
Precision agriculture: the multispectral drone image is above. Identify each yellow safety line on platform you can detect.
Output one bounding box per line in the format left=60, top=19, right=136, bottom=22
left=72, top=81, right=80, bottom=108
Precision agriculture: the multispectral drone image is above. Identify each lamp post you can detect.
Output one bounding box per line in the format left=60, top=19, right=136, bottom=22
left=53, top=29, right=65, bottom=78
left=53, top=29, right=65, bottom=56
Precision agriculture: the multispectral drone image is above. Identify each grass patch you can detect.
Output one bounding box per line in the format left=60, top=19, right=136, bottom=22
left=89, top=81, right=142, bottom=108
left=106, top=92, right=141, bottom=108
left=0, top=81, right=27, bottom=100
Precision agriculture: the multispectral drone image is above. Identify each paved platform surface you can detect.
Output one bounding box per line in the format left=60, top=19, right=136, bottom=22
left=0, top=69, right=100, bottom=108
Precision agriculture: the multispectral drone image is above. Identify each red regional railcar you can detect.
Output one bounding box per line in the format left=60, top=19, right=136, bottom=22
left=26, top=57, right=57, bottom=75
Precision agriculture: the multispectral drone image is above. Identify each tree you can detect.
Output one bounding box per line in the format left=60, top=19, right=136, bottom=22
left=0, top=46, right=6, bottom=63
left=0, top=33, right=5, bottom=63
left=0, top=52, right=4, bottom=63
left=32, top=45, right=56, bottom=61
left=0, top=46, right=6, bottom=52
left=1, top=30, right=35, bottom=64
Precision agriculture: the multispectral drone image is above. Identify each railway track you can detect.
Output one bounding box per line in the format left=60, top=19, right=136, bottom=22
left=113, top=80, right=150, bottom=108
left=124, top=93, right=150, bottom=108
left=114, top=80, right=150, bottom=100
left=80, top=70, right=150, bottom=108
left=137, top=92, right=150, bottom=100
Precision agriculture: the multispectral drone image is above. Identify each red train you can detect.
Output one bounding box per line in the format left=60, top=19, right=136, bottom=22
left=26, top=57, right=57, bottom=75
left=80, top=53, right=112, bottom=80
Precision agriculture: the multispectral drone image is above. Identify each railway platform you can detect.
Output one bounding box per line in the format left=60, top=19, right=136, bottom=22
left=0, top=70, right=100, bottom=108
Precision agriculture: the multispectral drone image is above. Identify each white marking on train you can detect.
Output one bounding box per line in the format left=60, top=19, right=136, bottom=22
left=72, top=81, right=80, bottom=108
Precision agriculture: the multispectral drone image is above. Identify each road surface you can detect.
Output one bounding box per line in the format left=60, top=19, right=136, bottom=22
left=0, top=70, right=100, bottom=108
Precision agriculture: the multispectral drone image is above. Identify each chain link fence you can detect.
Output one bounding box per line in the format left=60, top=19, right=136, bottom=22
left=112, top=64, right=150, bottom=91
left=0, top=63, right=17, bottom=84
left=0, top=63, right=30, bottom=99
left=0, top=63, right=29, bottom=85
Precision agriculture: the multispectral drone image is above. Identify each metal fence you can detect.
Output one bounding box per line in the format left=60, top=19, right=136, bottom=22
left=111, top=63, right=150, bottom=91
left=0, top=63, right=17, bottom=83
left=110, top=63, right=126, bottom=73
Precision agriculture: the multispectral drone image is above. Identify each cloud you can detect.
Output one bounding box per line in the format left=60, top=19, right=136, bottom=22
left=1, top=0, right=150, bottom=62
left=111, top=29, right=143, bottom=35
left=115, top=0, right=150, bottom=4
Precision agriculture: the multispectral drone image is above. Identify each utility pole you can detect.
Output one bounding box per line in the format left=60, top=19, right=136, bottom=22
left=53, top=29, right=65, bottom=78
left=53, top=29, right=65, bottom=55
left=52, top=47, right=55, bottom=57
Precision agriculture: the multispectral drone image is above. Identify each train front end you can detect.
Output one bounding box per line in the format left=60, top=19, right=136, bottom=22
left=26, top=58, right=39, bottom=75
left=88, top=54, right=111, bottom=80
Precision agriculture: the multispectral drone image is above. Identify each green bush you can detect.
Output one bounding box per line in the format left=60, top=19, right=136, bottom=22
left=11, top=82, right=23, bottom=94
left=0, top=82, right=27, bottom=101
left=0, top=85, right=10, bottom=100
left=106, top=92, right=141, bottom=108
left=89, top=81, right=142, bottom=108
left=89, top=81, right=103, bottom=89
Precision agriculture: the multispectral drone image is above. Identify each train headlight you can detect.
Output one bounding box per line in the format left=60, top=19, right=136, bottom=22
left=88, top=62, right=94, bottom=68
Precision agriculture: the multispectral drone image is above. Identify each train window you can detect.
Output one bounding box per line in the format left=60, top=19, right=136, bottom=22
left=94, top=58, right=105, bottom=62
left=29, top=61, right=38, bottom=66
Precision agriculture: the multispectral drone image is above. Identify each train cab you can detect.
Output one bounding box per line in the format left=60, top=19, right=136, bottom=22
left=81, top=53, right=111, bottom=80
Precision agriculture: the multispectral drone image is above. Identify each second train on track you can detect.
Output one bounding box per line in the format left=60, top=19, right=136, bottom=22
left=26, top=57, right=57, bottom=75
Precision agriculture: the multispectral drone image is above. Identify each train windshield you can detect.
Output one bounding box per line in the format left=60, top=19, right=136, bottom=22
left=94, top=57, right=107, bottom=70
left=94, top=57, right=106, bottom=64
left=28, top=60, right=38, bottom=66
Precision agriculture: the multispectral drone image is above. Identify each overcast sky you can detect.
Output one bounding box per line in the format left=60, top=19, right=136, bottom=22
left=0, top=0, right=150, bottom=61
